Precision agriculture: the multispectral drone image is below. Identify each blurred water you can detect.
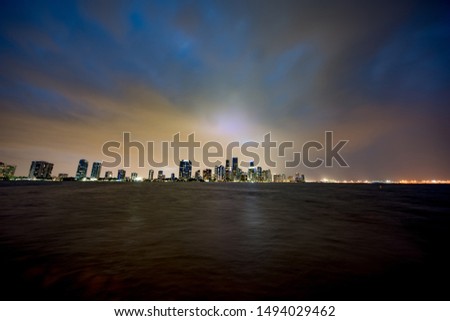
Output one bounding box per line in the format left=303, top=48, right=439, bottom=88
left=0, top=182, right=449, bottom=300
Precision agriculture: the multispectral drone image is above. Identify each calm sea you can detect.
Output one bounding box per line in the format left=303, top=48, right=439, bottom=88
left=0, top=182, right=449, bottom=300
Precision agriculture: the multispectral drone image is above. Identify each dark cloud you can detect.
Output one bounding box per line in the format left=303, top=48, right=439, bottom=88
left=0, top=0, right=449, bottom=179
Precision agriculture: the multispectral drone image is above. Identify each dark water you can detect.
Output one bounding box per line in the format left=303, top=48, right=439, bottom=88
left=0, top=182, right=449, bottom=300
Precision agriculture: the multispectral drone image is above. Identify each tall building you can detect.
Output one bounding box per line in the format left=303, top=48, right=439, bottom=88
left=75, top=159, right=89, bottom=180
left=256, top=166, right=262, bottom=182
left=179, top=160, right=192, bottom=180
left=215, top=165, right=225, bottom=182
left=248, top=160, right=256, bottom=182
left=131, top=172, right=138, bottom=181
left=105, top=171, right=113, bottom=179
left=29, top=161, right=53, bottom=179
left=0, top=162, right=16, bottom=179
left=194, top=169, right=201, bottom=180
left=157, top=170, right=164, bottom=180
left=232, top=157, right=238, bottom=181
left=225, top=159, right=231, bottom=181
left=117, top=169, right=126, bottom=180
left=262, top=169, right=272, bottom=182
left=90, top=162, right=102, bottom=179
left=148, top=169, right=154, bottom=181
left=232, top=157, right=238, bottom=171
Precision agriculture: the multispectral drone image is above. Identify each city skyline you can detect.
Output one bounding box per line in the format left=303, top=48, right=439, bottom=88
left=3, top=156, right=450, bottom=184
left=1, top=1, right=450, bottom=180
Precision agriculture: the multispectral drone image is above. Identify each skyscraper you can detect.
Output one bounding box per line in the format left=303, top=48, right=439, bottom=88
left=232, top=157, right=238, bottom=171
left=256, top=166, right=262, bottom=182
left=215, top=165, right=225, bottom=182
left=262, top=169, right=272, bottom=182
left=117, top=169, right=126, bottom=180
left=90, top=161, right=102, bottom=179
left=248, top=160, right=256, bottom=182
left=148, top=169, right=154, bottom=181
left=75, top=159, right=89, bottom=180
left=157, top=170, right=164, bottom=180
left=225, top=159, right=231, bottom=181
left=29, top=161, right=53, bottom=179
left=131, top=172, right=138, bottom=181
left=179, top=160, right=192, bottom=180
left=105, top=171, right=113, bottom=179
left=232, top=157, right=238, bottom=181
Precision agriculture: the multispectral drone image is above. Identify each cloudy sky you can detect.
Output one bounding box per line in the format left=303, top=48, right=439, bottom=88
left=1, top=0, right=449, bottom=180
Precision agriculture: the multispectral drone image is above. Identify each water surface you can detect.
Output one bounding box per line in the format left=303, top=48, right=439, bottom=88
left=1, top=182, right=449, bottom=300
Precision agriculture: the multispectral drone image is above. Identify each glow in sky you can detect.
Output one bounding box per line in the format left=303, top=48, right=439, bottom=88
left=0, top=0, right=449, bottom=180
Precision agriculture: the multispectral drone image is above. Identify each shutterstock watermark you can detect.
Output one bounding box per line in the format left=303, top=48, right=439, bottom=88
left=101, top=132, right=349, bottom=169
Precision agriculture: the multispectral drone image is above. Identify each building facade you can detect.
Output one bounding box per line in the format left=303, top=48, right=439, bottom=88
left=117, top=169, right=126, bottom=180
left=75, top=159, right=89, bottom=180
left=179, top=160, right=192, bottom=180
left=90, top=162, right=102, bottom=179
left=29, top=161, right=53, bottom=179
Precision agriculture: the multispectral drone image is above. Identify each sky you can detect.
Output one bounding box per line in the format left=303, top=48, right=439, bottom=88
left=1, top=0, right=449, bottom=180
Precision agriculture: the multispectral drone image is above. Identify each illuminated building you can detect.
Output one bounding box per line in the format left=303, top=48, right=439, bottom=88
left=215, top=165, right=225, bottom=182
left=203, top=168, right=212, bottom=181
left=131, top=172, right=138, bottom=181
left=232, top=157, right=238, bottom=170
left=256, top=166, right=262, bottom=182
left=90, top=161, right=102, bottom=179
left=232, top=157, right=238, bottom=181
left=28, top=161, right=53, bottom=179
left=148, top=169, right=154, bottom=181
left=295, top=173, right=306, bottom=183
left=117, top=169, right=126, bottom=180
left=157, top=170, right=164, bottom=180
left=248, top=160, right=256, bottom=182
left=195, top=169, right=201, bottom=180
left=105, top=171, right=113, bottom=179
left=261, top=169, right=271, bottom=182
left=75, top=159, right=89, bottom=180
left=273, top=174, right=282, bottom=183
left=179, top=159, right=192, bottom=180
left=235, top=168, right=242, bottom=182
